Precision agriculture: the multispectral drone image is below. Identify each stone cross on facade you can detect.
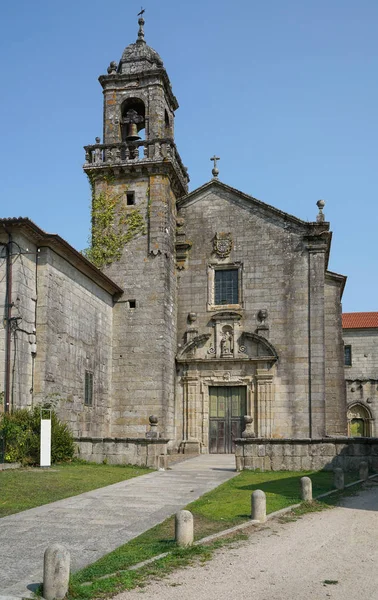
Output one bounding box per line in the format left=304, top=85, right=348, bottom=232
left=210, top=155, right=220, bottom=179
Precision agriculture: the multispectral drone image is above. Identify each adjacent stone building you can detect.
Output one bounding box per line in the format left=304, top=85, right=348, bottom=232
left=0, top=17, right=348, bottom=460
left=343, top=312, right=378, bottom=437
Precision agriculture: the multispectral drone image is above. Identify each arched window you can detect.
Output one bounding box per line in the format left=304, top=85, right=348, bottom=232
left=121, top=98, right=146, bottom=142
left=347, top=403, right=373, bottom=437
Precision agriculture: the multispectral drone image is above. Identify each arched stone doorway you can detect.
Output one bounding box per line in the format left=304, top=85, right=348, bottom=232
left=347, top=403, right=373, bottom=437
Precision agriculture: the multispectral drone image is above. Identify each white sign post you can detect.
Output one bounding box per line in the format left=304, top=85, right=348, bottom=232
left=40, top=408, right=52, bottom=468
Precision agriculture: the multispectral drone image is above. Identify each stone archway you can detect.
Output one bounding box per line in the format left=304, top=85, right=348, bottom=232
left=347, top=403, right=373, bottom=437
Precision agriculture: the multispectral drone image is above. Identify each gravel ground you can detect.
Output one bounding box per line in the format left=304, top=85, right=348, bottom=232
left=115, top=482, right=378, bottom=600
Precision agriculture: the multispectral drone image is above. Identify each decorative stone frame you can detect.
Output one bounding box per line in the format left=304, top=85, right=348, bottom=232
left=207, top=262, right=243, bottom=311
left=180, top=364, right=275, bottom=453
left=347, top=402, right=374, bottom=437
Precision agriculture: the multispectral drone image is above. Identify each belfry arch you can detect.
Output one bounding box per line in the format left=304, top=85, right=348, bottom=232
left=120, top=97, right=146, bottom=142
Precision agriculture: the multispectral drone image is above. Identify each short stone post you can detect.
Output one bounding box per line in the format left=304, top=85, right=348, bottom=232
left=300, top=476, right=312, bottom=501
left=359, top=461, right=369, bottom=481
left=43, top=544, right=70, bottom=600
left=251, top=489, right=266, bottom=522
left=175, top=510, right=194, bottom=547
left=334, top=467, right=345, bottom=490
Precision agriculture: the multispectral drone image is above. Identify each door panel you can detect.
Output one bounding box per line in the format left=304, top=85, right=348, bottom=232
left=209, top=386, right=246, bottom=453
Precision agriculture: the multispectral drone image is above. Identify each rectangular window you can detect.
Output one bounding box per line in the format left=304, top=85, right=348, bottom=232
left=85, top=371, right=93, bottom=406
left=214, top=269, right=239, bottom=305
left=126, top=192, right=135, bottom=206
left=344, top=345, right=352, bottom=366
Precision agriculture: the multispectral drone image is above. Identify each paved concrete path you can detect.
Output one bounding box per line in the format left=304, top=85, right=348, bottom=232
left=117, top=482, right=378, bottom=600
left=0, top=455, right=236, bottom=598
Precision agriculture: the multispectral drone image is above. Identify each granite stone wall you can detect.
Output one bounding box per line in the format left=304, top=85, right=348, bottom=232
left=33, top=247, right=114, bottom=437
left=176, top=184, right=346, bottom=450
left=344, top=328, right=378, bottom=436
left=75, top=436, right=168, bottom=469
left=325, top=275, right=348, bottom=435
left=235, top=437, right=378, bottom=472
left=99, top=173, right=178, bottom=442
left=0, top=232, right=38, bottom=411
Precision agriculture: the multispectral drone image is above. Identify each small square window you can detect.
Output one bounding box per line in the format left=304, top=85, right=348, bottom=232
left=128, top=299, right=136, bottom=309
left=85, top=371, right=93, bottom=406
left=214, top=269, right=239, bottom=305
left=344, top=345, right=352, bottom=366
left=126, top=192, right=135, bottom=206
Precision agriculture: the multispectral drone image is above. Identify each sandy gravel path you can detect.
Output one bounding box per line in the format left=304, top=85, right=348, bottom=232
left=115, top=482, right=378, bottom=600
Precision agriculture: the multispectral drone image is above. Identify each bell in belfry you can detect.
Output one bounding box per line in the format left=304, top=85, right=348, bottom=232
left=124, top=109, right=144, bottom=141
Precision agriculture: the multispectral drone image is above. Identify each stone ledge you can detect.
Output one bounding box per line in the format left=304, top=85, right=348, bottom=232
left=75, top=437, right=169, bottom=445
left=75, top=437, right=169, bottom=469
left=235, top=437, right=378, bottom=472
left=0, top=462, right=21, bottom=471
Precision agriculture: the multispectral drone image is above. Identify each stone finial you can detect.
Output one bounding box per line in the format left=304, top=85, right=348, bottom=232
left=316, top=199, right=325, bottom=223
left=95, top=136, right=101, bottom=144
left=242, top=415, right=256, bottom=438
left=210, top=155, right=220, bottom=179
left=107, top=61, right=118, bottom=74
left=257, top=309, right=268, bottom=324
left=146, top=415, right=159, bottom=439
left=138, top=16, right=145, bottom=42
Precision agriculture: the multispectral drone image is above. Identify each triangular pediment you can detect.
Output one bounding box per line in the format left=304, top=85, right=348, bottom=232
left=177, top=179, right=326, bottom=233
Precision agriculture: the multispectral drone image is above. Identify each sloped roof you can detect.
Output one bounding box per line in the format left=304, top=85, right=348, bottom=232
left=178, top=179, right=326, bottom=229
left=0, top=217, right=123, bottom=296
left=342, top=312, right=378, bottom=329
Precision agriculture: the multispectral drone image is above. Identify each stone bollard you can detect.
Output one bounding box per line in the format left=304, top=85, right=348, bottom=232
left=334, top=467, right=345, bottom=490
left=359, top=461, right=369, bottom=481
left=43, top=544, right=70, bottom=600
left=300, top=476, right=312, bottom=502
left=175, top=510, right=194, bottom=547
left=251, top=489, right=266, bottom=522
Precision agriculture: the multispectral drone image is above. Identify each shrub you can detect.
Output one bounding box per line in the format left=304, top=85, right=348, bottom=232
left=0, top=406, right=74, bottom=465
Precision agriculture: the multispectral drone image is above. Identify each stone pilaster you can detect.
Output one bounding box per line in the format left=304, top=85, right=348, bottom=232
left=256, top=369, right=274, bottom=437
left=306, top=236, right=327, bottom=438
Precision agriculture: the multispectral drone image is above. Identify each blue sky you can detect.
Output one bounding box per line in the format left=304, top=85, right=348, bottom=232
left=1, top=0, right=377, bottom=312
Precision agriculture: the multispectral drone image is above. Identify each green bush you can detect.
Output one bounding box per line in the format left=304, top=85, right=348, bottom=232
left=0, top=406, right=74, bottom=465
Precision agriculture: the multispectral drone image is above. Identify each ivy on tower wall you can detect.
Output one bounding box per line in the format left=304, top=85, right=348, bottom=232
left=83, top=175, right=147, bottom=269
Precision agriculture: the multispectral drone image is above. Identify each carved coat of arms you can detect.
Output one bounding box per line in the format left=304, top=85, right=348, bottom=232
left=213, top=232, right=233, bottom=258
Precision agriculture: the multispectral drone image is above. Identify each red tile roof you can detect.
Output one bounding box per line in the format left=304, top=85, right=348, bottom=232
left=342, top=312, right=378, bottom=329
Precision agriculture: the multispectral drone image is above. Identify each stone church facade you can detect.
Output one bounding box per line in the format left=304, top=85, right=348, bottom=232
left=0, top=18, right=348, bottom=460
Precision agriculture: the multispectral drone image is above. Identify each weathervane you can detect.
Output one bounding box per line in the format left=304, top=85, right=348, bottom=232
left=210, top=155, right=220, bottom=179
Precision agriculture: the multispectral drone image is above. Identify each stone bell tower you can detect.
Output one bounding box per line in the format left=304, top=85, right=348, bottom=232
left=83, top=16, right=189, bottom=441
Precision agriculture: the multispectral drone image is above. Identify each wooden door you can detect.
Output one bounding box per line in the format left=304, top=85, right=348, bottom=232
left=209, top=386, right=247, bottom=453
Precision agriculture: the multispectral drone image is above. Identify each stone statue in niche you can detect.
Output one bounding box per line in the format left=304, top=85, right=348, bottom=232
left=221, top=326, right=233, bottom=357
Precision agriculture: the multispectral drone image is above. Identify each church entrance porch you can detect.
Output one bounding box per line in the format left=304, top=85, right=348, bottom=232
left=209, top=386, right=246, bottom=453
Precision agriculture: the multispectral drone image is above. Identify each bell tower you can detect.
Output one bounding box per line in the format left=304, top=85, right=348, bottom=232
left=83, top=16, right=189, bottom=441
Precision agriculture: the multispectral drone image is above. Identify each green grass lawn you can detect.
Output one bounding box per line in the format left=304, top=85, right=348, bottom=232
left=68, top=469, right=355, bottom=599
left=0, top=462, right=151, bottom=517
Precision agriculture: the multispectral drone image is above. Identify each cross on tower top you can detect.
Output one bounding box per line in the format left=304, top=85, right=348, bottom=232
left=210, top=155, right=220, bottom=179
